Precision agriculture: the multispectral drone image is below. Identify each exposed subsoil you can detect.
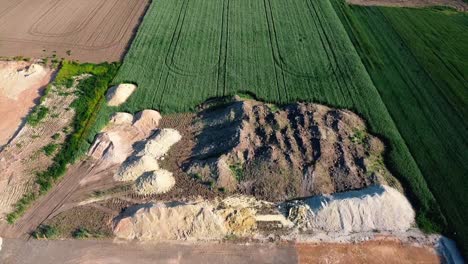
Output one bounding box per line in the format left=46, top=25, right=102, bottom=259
left=296, top=239, right=441, bottom=263
left=0, top=61, right=54, bottom=147
left=185, top=98, right=400, bottom=201
left=347, top=0, right=468, bottom=11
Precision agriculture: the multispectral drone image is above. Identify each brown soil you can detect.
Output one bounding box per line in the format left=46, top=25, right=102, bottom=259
left=0, top=61, right=53, bottom=147
left=185, top=98, right=400, bottom=201
left=297, top=239, right=441, bottom=263
left=0, top=0, right=150, bottom=62
left=44, top=205, right=114, bottom=238
left=347, top=0, right=468, bottom=11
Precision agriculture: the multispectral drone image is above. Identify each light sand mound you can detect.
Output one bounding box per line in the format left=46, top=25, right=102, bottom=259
left=115, top=155, right=159, bottom=182
left=109, top=112, right=134, bottom=126
left=135, top=169, right=176, bottom=195
left=114, top=202, right=227, bottom=240
left=106, top=84, right=136, bottom=107
left=88, top=111, right=162, bottom=164
left=133, top=110, right=162, bottom=133
left=139, top=129, right=182, bottom=159
left=289, top=185, right=415, bottom=233
left=0, top=63, right=49, bottom=100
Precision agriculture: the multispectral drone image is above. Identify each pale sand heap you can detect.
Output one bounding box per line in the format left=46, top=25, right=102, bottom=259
left=135, top=169, right=176, bottom=195
left=114, top=202, right=227, bottom=241
left=115, top=155, right=159, bottom=182
left=0, top=63, right=49, bottom=100
left=289, top=185, right=415, bottom=233
left=138, top=129, right=182, bottom=159
left=88, top=111, right=161, bottom=164
left=106, top=84, right=136, bottom=106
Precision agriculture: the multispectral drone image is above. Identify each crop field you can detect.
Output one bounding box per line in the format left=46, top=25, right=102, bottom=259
left=331, top=2, right=468, bottom=255
left=112, top=0, right=442, bottom=236
left=0, top=0, right=149, bottom=62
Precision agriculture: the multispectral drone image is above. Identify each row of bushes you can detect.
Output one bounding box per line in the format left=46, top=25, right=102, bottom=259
left=7, top=61, right=120, bottom=224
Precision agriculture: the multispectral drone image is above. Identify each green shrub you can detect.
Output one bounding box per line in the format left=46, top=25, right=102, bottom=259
left=33, top=225, right=59, bottom=239
left=42, top=143, right=58, bottom=157
left=27, top=106, right=49, bottom=126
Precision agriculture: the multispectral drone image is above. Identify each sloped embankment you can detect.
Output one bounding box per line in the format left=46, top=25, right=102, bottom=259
left=185, top=98, right=401, bottom=201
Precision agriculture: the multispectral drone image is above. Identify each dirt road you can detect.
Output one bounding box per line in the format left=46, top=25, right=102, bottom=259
left=0, top=160, right=110, bottom=238
left=0, top=239, right=297, bottom=264
left=0, top=238, right=443, bottom=263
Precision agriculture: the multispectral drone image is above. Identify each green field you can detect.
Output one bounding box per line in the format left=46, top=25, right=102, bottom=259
left=331, top=2, right=468, bottom=254
left=109, top=0, right=468, bottom=254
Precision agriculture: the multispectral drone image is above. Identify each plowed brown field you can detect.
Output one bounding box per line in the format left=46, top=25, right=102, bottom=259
left=0, top=0, right=149, bottom=62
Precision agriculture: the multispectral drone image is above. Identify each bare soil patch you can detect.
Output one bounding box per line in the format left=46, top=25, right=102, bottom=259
left=0, top=61, right=53, bottom=147
left=297, top=239, right=441, bottom=263
left=347, top=0, right=468, bottom=11
left=0, top=0, right=149, bottom=62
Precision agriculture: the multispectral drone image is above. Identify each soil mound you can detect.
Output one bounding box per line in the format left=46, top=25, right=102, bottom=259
left=138, top=129, right=182, bottom=158
left=88, top=111, right=160, bottom=164
left=106, top=84, right=136, bottom=107
left=113, top=202, right=227, bottom=240
left=135, top=169, right=176, bottom=195
left=185, top=98, right=400, bottom=201
left=287, top=185, right=415, bottom=233
left=115, top=155, right=159, bottom=182
left=113, top=195, right=288, bottom=241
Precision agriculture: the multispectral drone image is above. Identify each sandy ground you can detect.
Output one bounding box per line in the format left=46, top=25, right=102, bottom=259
left=0, top=61, right=53, bottom=147
left=347, top=0, right=468, bottom=11
left=0, top=239, right=297, bottom=264
left=0, top=0, right=149, bottom=62
left=297, top=240, right=441, bottom=263
left=0, top=238, right=443, bottom=264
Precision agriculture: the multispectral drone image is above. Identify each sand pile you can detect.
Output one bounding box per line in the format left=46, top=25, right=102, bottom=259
left=135, top=170, right=176, bottom=195
left=114, top=202, right=227, bottom=240
left=185, top=97, right=401, bottom=201
left=0, top=62, right=49, bottom=100
left=88, top=110, right=161, bottom=164
left=113, top=195, right=290, bottom=240
left=116, top=156, right=160, bottom=182
left=288, top=185, right=415, bottom=233
left=113, top=128, right=181, bottom=195
left=106, top=84, right=136, bottom=107
left=138, top=129, right=182, bottom=158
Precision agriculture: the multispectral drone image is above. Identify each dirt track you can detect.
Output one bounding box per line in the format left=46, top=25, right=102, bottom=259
left=0, top=0, right=149, bottom=62
left=0, top=238, right=442, bottom=263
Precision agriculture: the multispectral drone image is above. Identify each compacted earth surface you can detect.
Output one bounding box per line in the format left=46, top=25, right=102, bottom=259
left=0, top=238, right=441, bottom=264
